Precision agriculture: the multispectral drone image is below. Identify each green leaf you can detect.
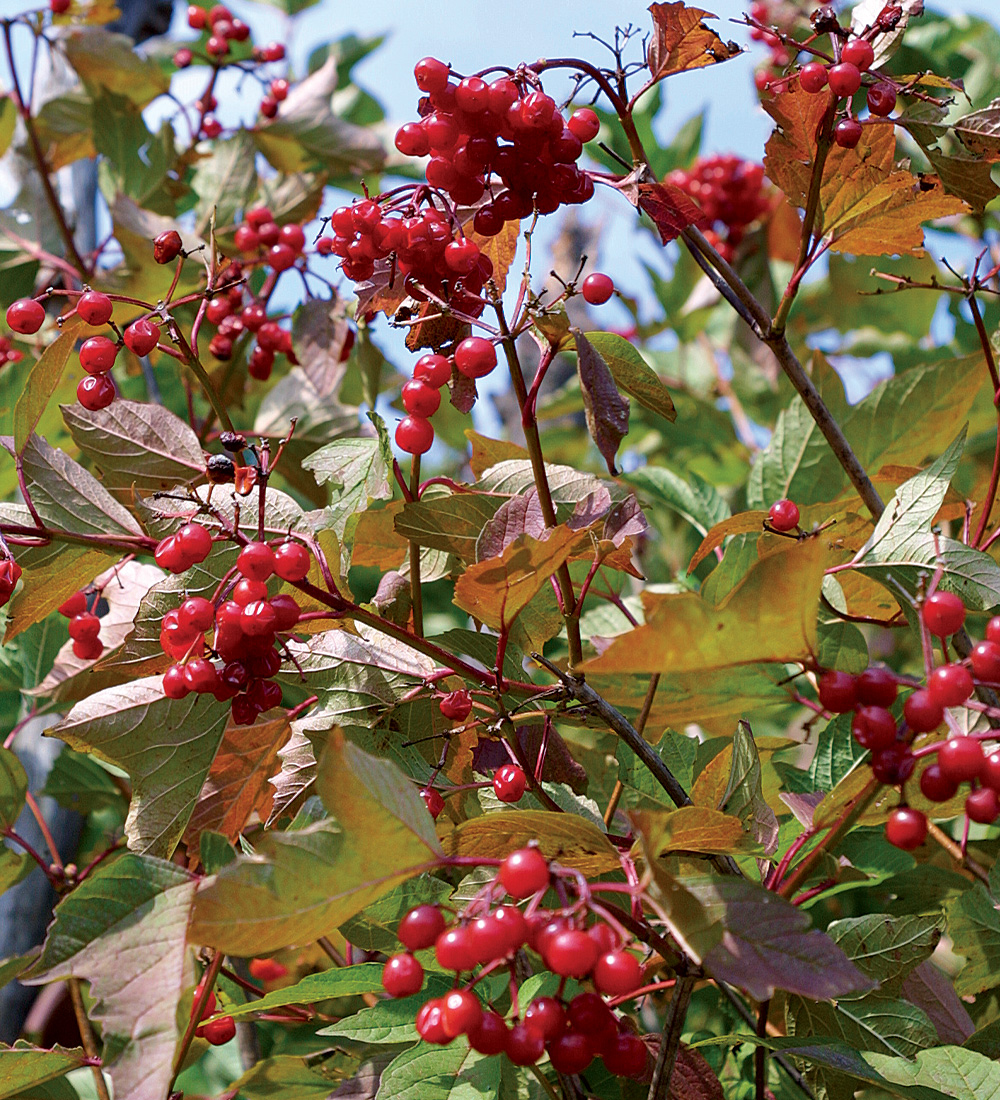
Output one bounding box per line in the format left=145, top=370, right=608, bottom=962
left=224, top=1056, right=339, bottom=1099
left=24, top=854, right=197, bottom=1100
left=865, top=1046, right=1000, bottom=1100
left=189, top=732, right=443, bottom=954
left=338, top=875, right=453, bottom=953
left=584, top=332, right=676, bottom=421
left=191, top=130, right=258, bottom=235
left=14, top=319, right=86, bottom=455
left=318, top=976, right=455, bottom=1044
left=0, top=847, right=31, bottom=895
left=817, top=618, right=870, bottom=674
left=64, top=28, right=170, bottom=107
left=395, top=494, right=505, bottom=560
left=624, top=465, right=729, bottom=539
left=0, top=746, right=28, bottom=829
left=946, top=882, right=1000, bottom=995
left=374, top=1042, right=502, bottom=1100
left=222, top=963, right=385, bottom=1022
left=0, top=1044, right=90, bottom=1100
left=827, top=913, right=942, bottom=995
left=0, top=96, right=16, bottom=160
left=49, top=676, right=231, bottom=858
left=41, top=748, right=123, bottom=814
left=303, top=436, right=392, bottom=540
left=92, top=91, right=174, bottom=206
left=807, top=711, right=867, bottom=790
left=719, top=720, right=779, bottom=855
left=616, top=733, right=697, bottom=809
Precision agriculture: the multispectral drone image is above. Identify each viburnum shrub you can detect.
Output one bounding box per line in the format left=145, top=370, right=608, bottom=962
left=1, top=1, right=999, bottom=1098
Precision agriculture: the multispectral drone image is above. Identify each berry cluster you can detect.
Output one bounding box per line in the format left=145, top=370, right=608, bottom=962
left=58, top=590, right=104, bottom=661
left=748, top=0, right=794, bottom=87
left=381, top=847, right=649, bottom=1078
left=190, top=980, right=236, bottom=1046
left=0, top=559, right=22, bottom=610
left=665, top=155, right=771, bottom=262
left=157, top=536, right=311, bottom=726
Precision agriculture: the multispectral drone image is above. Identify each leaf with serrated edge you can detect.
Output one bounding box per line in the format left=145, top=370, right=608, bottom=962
left=828, top=913, right=941, bottom=994
left=373, top=1037, right=500, bottom=1100
left=866, top=1045, right=1000, bottom=1100
left=646, top=2, right=741, bottom=80
left=189, top=732, right=443, bottom=954
left=14, top=319, right=86, bottom=455
left=0, top=1043, right=90, bottom=1100
left=23, top=854, right=196, bottom=1100
left=219, top=963, right=385, bottom=1022
left=49, top=676, right=231, bottom=858
left=222, top=1056, right=341, bottom=1099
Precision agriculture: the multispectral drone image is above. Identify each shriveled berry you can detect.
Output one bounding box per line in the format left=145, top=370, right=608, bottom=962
left=123, top=319, right=161, bottom=357
left=421, top=787, right=445, bottom=819
left=153, top=230, right=183, bottom=264
left=871, top=744, right=914, bottom=785
left=867, top=82, right=897, bottom=116
left=439, top=690, right=472, bottom=721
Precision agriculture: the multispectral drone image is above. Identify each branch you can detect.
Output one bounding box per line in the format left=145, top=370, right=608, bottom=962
left=647, top=975, right=695, bottom=1100
left=68, top=977, right=112, bottom=1100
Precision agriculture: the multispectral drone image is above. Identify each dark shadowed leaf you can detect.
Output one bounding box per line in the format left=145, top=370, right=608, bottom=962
left=573, top=330, right=630, bottom=474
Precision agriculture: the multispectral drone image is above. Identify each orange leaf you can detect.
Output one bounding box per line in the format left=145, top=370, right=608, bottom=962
left=637, top=180, right=708, bottom=243
left=465, top=215, right=520, bottom=294
left=351, top=502, right=409, bottom=571
left=647, top=3, right=741, bottom=81
left=689, top=511, right=768, bottom=572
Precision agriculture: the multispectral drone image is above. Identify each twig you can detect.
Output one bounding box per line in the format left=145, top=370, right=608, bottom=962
left=647, top=975, right=695, bottom=1100
left=927, top=820, right=991, bottom=886
left=408, top=454, right=424, bottom=637
left=68, top=977, right=112, bottom=1100
left=604, top=673, right=660, bottom=826
left=756, top=999, right=770, bottom=1100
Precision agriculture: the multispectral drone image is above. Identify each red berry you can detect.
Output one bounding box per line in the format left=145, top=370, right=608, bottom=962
left=123, top=319, right=161, bottom=357
left=567, top=107, right=600, bottom=143
left=468, top=1010, right=508, bottom=1055
left=489, top=905, right=529, bottom=955
left=401, top=379, right=442, bottom=418
left=154, top=536, right=186, bottom=574
left=544, top=929, right=599, bottom=978
left=984, top=751, right=1000, bottom=792
left=6, top=299, right=45, bottom=334
left=444, top=238, right=481, bottom=275
left=77, top=290, right=113, bottom=326
left=268, top=593, right=300, bottom=632
left=270, top=78, right=289, bottom=101
left=938, top=736, right=985, bottom=783
left=439, top=689, right=472, bottom=721
left=184, top=657, right=220, bottom=694
left=178, top=596, right=215, bottom=633
left=768, top=498, right=799, bottom=532
left=928, top=664, right=974, bottom=708
left=885, top=807, right=927, bottom=850
left=381, top=952, right=424, bottom=997
left=421, top=787, right=445, bottom=819
left=987, top=616, right=1000, bottom=645
left=828, top=62, right=862, bottom=97
left=593, top=950, right=643, bottom=996
left=273, top=541, right=311, bottom=582
left=919, top=761, right=958, bottom=803
left=834, top=118, right=863, bottom=148
left=79, top=336, right=118, bottom=374
left=241, top=600, right=277, bottom=636
left=237, top=542, right=276, bottom=581
left=582, top=273, right=614, bottom=305
left=395, top=123, right=431, bottom=157
left=177, top=522, right=213, bottom=563
left=867, top=82, right=897, bottom=116
left=856, top=667, right=898, bottom=707
left=967, top=787, right=1000, bottom=824
left=77, top=374, right=116, bottom=411
left=523, top=996, right=565, bottom=1041
left=414, top=57, right=451, bottom=94
left=499, top=847, right=549, bottom=899
left=493, top=763, right=527, bottom=803
left=153, top=230, right=183, bottom=264
left=603, top=1032, right=648, bottom=1077
left=587, top=922, right=619, bottom=954
left=58, top=591, right=87, bottom=617
left=398, top=904, right=446, bottom=951
left=279, top=224, right=306, bottom=253
left=162, top=665, right=190, bottom=699
left=248, top=958, right=288, bottom=982
left=231, top=696, right=262, bottom=726
left=441, top=989, right=482, bottom=1038
left=972, top=641, right=1000, bottom=683
left=817, top=670, right=857, bottom=712
left=414, top=354, right=452, bottom=388
left=506, top=1021, right=545, bottom=1065
left=415, top=998, right=450, bottom=1044
left=198, top=1016, right=236, bottom=1045
left=922, top=591, right=965, bottom=637
left=903, top=689, right=944, bottom=733
left=267, top=241, right=296, bottom=271
left=233, top=577, right=267, bottom=606
left=841, top=38, right=875, bottom=71
left=174, top=48, right=193, bottom=68
left=435, top=926, right=478, bottom=972
left=549, top=1032, right=593, bottom=1075
left=72, top=637, right=103, bottom=661
left=68, top=612, right=100, bottom=642
left=871, top=744, right=915, bottom=785
left=799, top=61, right=829, bottom=93
left=454, top=336, right=497, bottom=379
left=50, top=0, right=71, bottom=12
left=395, top=415, right=434, bottom=455
left=569, top=992, right=615, bottom=1036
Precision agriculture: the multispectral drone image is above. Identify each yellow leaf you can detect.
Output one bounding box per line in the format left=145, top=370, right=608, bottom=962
left=646, top=3, right=741, bottom=80
left=465, top=215, right=520, bottom=295
left=630, top=806, right=761, bottom=856
left=351, top=502, right=408, bottom=571
left=466, top=430, right=528, bottom=479
left=581, top=536, right=831, bottom=676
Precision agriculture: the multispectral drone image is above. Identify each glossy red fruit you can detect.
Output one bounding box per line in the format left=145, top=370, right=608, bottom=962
left=123, top=319, right=161, bottom=357
left=903, top=689, right=944, bottom=733
left=468, top=1010, right=508, bottom=1055
left=414, top=353, right=452, bottom=388
left=6, top=299, right=45, bottom=334
left=153, top=230, right=183, bottom=264
left=50, top=0, right=72, bottom=12
left=398, top=904, right=446, bottom=951
left=928, top=664, right=974, bottom=708
left=454, top=336, right=497, bottom=378
left=440, top=690, right=472, bottom=721
left=68, top=612, right=100, bottom=642
left=834, top=118, right=863, bottom=148
left=490, top=905, right=529, bottom=955
left=382, top=952, right=424, bottom=997
left=768, top=498, right=799, bottom=532
left=966, top=786, right=1000, bottom=824
left=569, top=992, right=615, bottom=1036
left=442, top=989, right=483, bottom=1037
left=184, top=657, right=220, bottom=693
left=421, top=787, right=445, bottom=819
left=232, top=578, right=267, bottom=607
left=603, top=1032, right=648, bottom=1077
left=871, top=744, right=915, bottom=785
left=567, top=107, right=600, bottom=142
left=79, top=336, right=118, bottom=374
left=155, top=536, right=185, bottom=573
left=867, top=82, right=897, bottom=116
left=799, top=61, right=829, bottom=93
left=414, top=57, right=451, bottom=94
left=415, top=998, right=450, bottom=1044
left=593, top=950, right=643, bottom=996
left=178, top=596, right=215, bottom=633
left=984, top=751, right=1000, bottom=792
left=971, top=641, right=1000, bottom=683
left=248, top=958, right=288, bottom=982
left=177, top=522, right=213, bottom=563
left=163, top=665, right=191, bottom=699
left=198, top=1013, right=236, bottom=1045
left=938, top=736, right=985, bottom=783
left=401, top=379, right=442, bottom=418
left=523, top=996, right=565, bottom=1041
left=506, top=1021, right=545, bottom=1065
left=828, top=61, right=862, bottom=96
left=77, top=374, right=116, bottom=411
left=499, top=847, right=549, bottom=899
left=77, top=290, right=113, bottom=326
left=582, top=273, right=614, bottom=305
left=395, top=415, right=434, bottom=455
left=919, top=761, right=958, bottom=803
left=237, top=542, right=276, bottom=581
left=273, top=541, right=311, bottom=582
left=435, top=926, right=478, bottom=972
left=852, top=707, right=898, bottom=751
left=241, top=600, right=277, bottom=636
left=841, top=37, right=875, bottom=71
left=268, top=243, right=296, bottom=271
left=58, top=591, right=87, bottom=617
left=72, top=637, right=103, bottom=661
left=817, top=670, right=857, bottom=712
left=987, top=616, right=1000, bottom=646
left=545, top=929, right=600, bottom=978
left=493, top=763, right=527, bottom=803
left=922, top=591, right=965, bottom=637
left=588, top=922, right=619, bottom=953
left=549, top=1032, right=594, bottom=1075
left=268, top=593, right=300, bottom=632
left=856, top=668, right=898, bottom=707
left=885, top=807, right=928, bottom=850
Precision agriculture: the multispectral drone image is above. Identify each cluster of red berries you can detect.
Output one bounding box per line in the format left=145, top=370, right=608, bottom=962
left=190, top=981, right=236, bottom=1046
left=381, top=847, right=649, bottom=1077
left=665, top=155, right=771, bottom=263
left=156, top=533, right=311, bottom=725
left=748, top=0, right=795, bottom=87
left=57, top=590, right=104, bottom=662
left=816, top=589, right=1000, bottom=849
left=0, top=559, right=22, bottom=610
left=179, top=5, right=286, bottom=130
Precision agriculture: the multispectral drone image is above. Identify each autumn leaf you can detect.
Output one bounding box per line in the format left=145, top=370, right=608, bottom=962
left=646, top=3, right=741, bottom=81
left=574, top=330, right=630, bottom=473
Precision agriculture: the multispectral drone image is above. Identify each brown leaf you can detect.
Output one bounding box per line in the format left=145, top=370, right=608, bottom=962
left=574, top=330, right=630, bottom=474
left=404, top=303, right=466, bottom=353
left=351, top=502, right=409, bottom=571
left=478, top=490, right=547, bottom=558
left=292, top=296, right=351, bottom=399
left=647, top=3, right=741, bottom=81
left=604, top=494, right=649, bottom=545
left=637, top=180, right=708, bottom=243
left=266, top=723, right=317, bottom=826
left=353, top=259, right=408, bottom=319
left=670, top=1044, right=726, bottom=1100
left=183, top=713, right=292, bottom=850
